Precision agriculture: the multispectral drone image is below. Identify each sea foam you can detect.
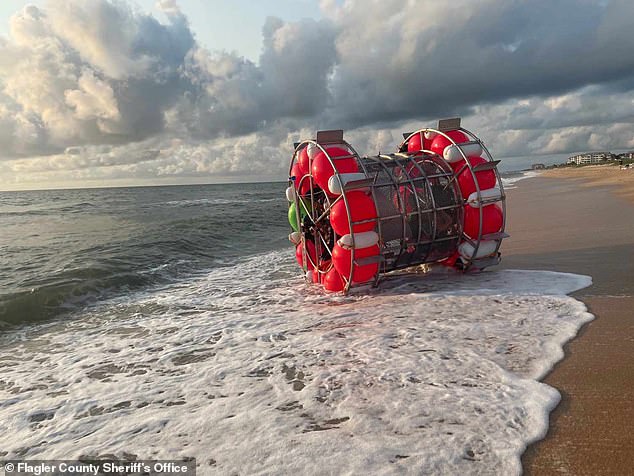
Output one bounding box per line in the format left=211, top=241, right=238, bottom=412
left=501, top=170, right=542, bottom=189
left=0, top=251, right=592, bottom=475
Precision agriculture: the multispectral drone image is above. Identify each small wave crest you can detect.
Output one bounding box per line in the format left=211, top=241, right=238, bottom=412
left=0, top=201, right=98, bottom=217
left=0, top=262, right=177, bottom=327
left=501, top=170, right=542, bottom=189
left=156, top=197, right=280, bottom=207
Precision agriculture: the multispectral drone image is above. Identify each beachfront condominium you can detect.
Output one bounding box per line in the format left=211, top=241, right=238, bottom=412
left=567, top=152, right=617, bottom=165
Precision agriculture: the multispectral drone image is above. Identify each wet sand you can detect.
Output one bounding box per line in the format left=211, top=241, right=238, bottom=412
left=500, top=170, right=634, bottom=474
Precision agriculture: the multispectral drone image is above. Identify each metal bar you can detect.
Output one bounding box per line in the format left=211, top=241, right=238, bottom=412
left=377, top=154, right=409, bottom=265
left=311, top=140, right=356, bottom=292
left=355, top=256, right=383, bottom=266
left=351, top=217, right=379, bottom=225
left=376, top=202, right=464, bottom=222
left=355, top=156, right=386, bottom=287
left=450, top=139, right=481, bottom=147
left=343, top=178, right=373, bottom=191
left=351, top=159, right=383, bottom=287
left=306, top=141, right=319, bottom=274
left=437, top=127, right=482, bottom=268
left=398, top=171, right=454, bottom=183
left=314, top=193, right=342, bottom=224
left=394, top=153, right=424, bottom=264
left=407, top=155, right=437, bottom=264
left=471, top=160, right=501, bottom=172
left=475, top=132, right=507, bottom=259
left=481, top=232, right=510, bottom=240
left=442, top=162, right=465, bottom=191
left=330, top=154, right=357, bottom=160
left=406, top=235, right=462, bottom=247
left=483, top=197, right=504, bottom=206
left=337, top=140, right=369, bottom=292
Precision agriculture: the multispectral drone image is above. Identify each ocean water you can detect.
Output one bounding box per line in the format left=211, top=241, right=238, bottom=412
left=0, top=173, right=592, bottom=475
left=0, top=183, right=288, bottom=326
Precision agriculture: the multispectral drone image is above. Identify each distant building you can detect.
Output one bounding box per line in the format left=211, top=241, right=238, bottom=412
left=567, top=152, right=616, bottom=165
left=532, top=163, right=546, bottom=170
left=617, top=152, right=634, bottom=160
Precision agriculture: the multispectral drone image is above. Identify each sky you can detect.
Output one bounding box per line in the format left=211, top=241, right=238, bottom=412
left=1, top=0, right=634, bottom=191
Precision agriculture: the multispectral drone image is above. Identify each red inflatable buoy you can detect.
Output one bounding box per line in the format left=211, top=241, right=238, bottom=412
left=330, top=191, right=377, bottom=236
left=312, top=146, right=359, bottom=194
left=407, top=133, right=432, bottom=153
left=441, top=250, right=461, bottom=268
left=452, top=156, right=497, bottom=198
left=332, top=243, right=379, bottom=283
left=463, top=204, right=503, bottom=238
left=295, top=240, right=317, bottom=270
left=323, top=268, right=346, bottom=292
left=316, top=259, right=332, bottom=283
left=291, top=162, right=311, bottom=196
left=298, top=147, right=310, bottom=174
left=430, top=130, right=468, bottom=157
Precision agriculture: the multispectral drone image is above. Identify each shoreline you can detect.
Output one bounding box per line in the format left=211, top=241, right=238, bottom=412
left=501, top=168, right=634, bottom=474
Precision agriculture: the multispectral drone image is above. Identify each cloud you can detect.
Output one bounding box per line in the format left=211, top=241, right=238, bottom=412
left=64, top=69, right=121, bottom=124
left=0, top=122, right=307, bottom=190
left=0, top=0, right=198, bottom=157
left=2, top=0, right=634, bottom=188
left=0, top=0, right=337, bottom=162
left=169, top=16, right=337, bottom=139
left=325, top=0, right=634, bottom=127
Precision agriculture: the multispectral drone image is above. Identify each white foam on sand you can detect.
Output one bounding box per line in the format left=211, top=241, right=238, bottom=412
left=0, top=251, right=593, bottom=475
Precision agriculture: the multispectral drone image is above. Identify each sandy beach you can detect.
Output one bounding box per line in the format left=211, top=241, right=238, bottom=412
left=501, top=166, right=634, bottom=474
left=543, top=164, right=634, bottom=201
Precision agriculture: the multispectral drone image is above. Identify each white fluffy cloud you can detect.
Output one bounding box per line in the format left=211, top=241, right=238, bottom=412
left=2, top=0, right=634, bottom=189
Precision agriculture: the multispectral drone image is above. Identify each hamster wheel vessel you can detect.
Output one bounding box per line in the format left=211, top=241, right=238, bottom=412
left=286, top=118, right=508, bottom=293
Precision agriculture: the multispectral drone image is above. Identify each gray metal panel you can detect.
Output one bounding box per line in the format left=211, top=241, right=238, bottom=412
left=316, top=130, right=344, bottom=144
left=472, top=160, right=501, bottom=172
left=343, top=178, right=374, bottom=191
left=437, top=118, right=461, bottom=131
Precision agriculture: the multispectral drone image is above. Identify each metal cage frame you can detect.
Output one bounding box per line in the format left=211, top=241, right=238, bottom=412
left=288, top=118, right=508, bottom=293
left=398, top=119, right=508, bottom=271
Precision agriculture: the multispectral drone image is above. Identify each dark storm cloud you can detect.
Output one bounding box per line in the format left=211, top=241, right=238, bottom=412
left=325, top=0, right=634, bottom=128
